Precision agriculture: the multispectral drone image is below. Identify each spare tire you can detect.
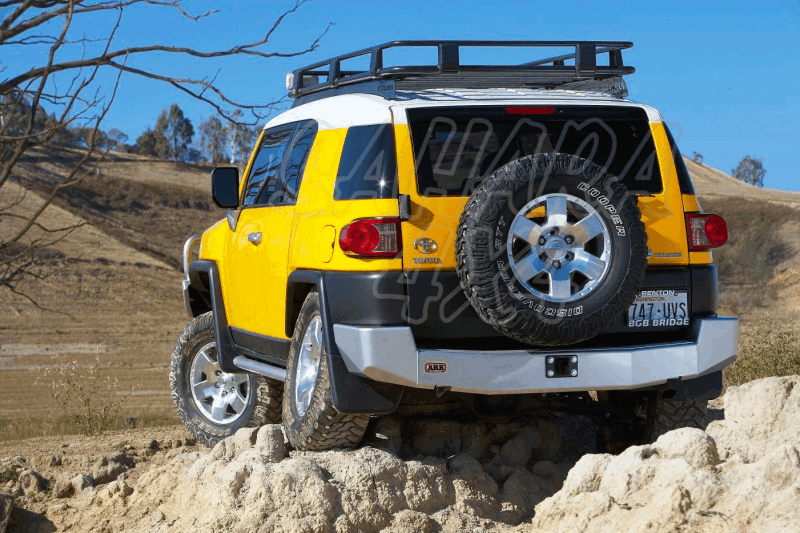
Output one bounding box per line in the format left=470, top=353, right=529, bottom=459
left=456, top=153, right=647, bottom=346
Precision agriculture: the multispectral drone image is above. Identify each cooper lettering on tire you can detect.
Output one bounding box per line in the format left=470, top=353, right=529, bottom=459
left=456, top=153, right=647, bottom=346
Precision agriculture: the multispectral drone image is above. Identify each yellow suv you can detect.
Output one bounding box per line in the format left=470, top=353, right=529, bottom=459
left=170, top=41, right=738, bottom=451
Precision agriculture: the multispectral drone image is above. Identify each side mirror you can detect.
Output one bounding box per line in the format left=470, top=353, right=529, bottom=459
left=211, top=167, right=239, bottom=209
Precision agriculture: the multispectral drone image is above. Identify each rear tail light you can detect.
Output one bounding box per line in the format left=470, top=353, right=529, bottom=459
left=339, top=218, right=402, bottom=258
left=685, top=213, right=728, bottom=250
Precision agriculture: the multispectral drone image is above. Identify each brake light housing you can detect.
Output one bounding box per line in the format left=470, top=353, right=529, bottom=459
left=505, top=106, right=555, bottom=115
left=339, top=218, right=402, bottom=258
left=685, top=213, right=728, bottom=251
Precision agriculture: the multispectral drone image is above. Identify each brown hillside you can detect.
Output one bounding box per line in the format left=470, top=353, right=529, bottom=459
left=12, top=146, right=224, bottom=269
left=686, top=156, right=800, bottom=207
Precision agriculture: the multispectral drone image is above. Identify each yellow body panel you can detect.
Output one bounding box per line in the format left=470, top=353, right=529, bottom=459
left=200, top=128, right=404, bottom=341
left=395, top=123, right=465, bottom=272
left=290, top=129, right=402, bottom=273
left=223, top=205, right=295, bottom=338
left=200, top=131, right=296, bottom=341
left=199, top=220, right=226, bottom=262
left=395, top=122, right=693, bottom=270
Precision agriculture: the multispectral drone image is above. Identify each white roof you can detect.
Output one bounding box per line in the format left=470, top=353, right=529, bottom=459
left=264, top=88, right=663, bottom=131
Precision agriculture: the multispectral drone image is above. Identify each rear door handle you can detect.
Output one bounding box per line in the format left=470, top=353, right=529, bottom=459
left=247, top=232, right=262, bottom=245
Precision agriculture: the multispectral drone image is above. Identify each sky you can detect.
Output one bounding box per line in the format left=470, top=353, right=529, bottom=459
left=3, top=0, right=799, bottom=190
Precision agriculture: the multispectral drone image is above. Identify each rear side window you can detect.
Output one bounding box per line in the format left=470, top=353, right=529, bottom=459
left=242, top=125, right=295, bottom=207
left=407, top=106, right=663, bottom=196
left=664, top=125, right=696, bottom=195
left=241, top=120, right=318, bottom=207
left=334, top=124, right=398, bottom=200
left=283, top=120, right=319, bottom=201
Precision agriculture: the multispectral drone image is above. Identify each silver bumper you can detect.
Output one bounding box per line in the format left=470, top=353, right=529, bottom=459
left=333, top=317, right=738, bottom=395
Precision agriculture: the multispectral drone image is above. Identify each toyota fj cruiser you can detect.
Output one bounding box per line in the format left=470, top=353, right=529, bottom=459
left=170, top=41, right=738, bottom=451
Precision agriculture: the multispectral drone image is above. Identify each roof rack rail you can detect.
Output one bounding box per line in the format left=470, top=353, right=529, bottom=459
left=287, top=40, right=634, bottom=104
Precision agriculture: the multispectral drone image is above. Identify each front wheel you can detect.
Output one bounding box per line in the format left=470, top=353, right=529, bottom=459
left=282, top=292, right=370, bottom=451
left=170, top=312, right=282, bottom=447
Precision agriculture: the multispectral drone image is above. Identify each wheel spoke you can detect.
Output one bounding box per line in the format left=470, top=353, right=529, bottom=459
left=193, top=381, right=216, bottom=400
left=195, top=349, right=216, bottom=378
left=571, top=213, right=605, bottom=244
left=228, top=392, right=246, bottom=414
left=513, top=253, right=547, bottom=281
left=546, top=196, right=568, bottom=227
left=571, top=251, right=607, bottom=279
left=311, top=318, right=322, bottom=353
left=511, top=217, right=544, bottom=246
left=297, top=382, right=312, bottom=411
left=232, top=373, right=248, bottom=386
left=211, top=397, right=226, bottom=421
left=549, top=268, right=572, bottom=299
left=300, top=358, right=316, bottom=384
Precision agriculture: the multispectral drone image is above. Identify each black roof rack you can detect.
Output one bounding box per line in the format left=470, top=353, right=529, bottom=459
left=287, top=40, right=634, bottom=105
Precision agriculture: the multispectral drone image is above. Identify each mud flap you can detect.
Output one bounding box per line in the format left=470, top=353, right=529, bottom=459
left=287, top=270, right=403, bottom=414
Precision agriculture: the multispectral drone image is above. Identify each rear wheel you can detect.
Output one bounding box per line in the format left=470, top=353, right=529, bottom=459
left=647, top=397, right=708, bottom=441
left=170, top=312, right=282, bottom=447
left=597, top=391, right=708, bottom=453
left=282, top=291, right=370, bottom=451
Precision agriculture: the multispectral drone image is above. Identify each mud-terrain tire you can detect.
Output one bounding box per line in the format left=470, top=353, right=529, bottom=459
left=282, top=291, right=370, bottom=451
left=457, top=152, right=647, bottom=346
left=597, top=392, right=709, bottom=453
left=170, top=311, right=282, bottom=447
left=647, top=397, right=708, bottom=442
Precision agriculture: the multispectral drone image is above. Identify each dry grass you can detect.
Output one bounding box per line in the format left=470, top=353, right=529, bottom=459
left=33, top=353, right=128, bottom=436
left=725, top=320, right=800, bottom=388
left=0, top=414, right=178, bottom=443
left=700, top=196, right=797, bottom=314
left=702, top=197, right=797, bottom=284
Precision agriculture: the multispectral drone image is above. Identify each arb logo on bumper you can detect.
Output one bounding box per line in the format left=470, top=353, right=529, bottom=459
left=424, top=362, right=447, bottom=373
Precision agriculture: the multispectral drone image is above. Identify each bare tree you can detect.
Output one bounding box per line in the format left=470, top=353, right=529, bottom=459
left=0, top=0, right=329, bottom=304
left=225, top=109, right=258, bottom=165
left=199, top=115, right=226, bottom=165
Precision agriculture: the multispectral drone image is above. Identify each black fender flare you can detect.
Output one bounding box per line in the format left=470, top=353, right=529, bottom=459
left=286, top=270, right=403, bottom=414
left=186, top=261, right=240, bottom=373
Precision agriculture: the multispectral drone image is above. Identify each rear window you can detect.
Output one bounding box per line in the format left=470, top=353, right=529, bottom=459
left=334, top=124, right=398, bottom=200
left=407, top=106, right=662, bottom=196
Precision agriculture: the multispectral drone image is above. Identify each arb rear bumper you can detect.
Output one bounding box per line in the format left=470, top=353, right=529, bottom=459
left=333, top=317, right=738, bottom=395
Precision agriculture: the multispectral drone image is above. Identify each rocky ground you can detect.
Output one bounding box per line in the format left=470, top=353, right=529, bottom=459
left=1, top=375, right=799, bottom=533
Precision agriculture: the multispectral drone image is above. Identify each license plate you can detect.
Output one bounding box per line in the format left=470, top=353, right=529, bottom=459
left=627, top=290, right=689, bottom=328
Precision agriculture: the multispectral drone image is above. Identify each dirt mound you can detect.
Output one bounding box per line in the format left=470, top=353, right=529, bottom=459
left=3, top=376, right=800, bottom=532
left=531, top=376, right=800, bottom=532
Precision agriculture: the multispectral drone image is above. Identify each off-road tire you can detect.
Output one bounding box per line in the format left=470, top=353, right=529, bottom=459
left=457, top=152, right=647, bottom=346
left=170, top=311, right=283, bottom=447
left=597, top=392, right=709, bottom=453
left=282, top=292, right=370, bottom=451
left=647, top=397, right=708, bottom=442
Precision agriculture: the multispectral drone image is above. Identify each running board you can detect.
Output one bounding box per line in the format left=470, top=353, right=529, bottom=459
left=232, top=356, right=287, bottom=381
